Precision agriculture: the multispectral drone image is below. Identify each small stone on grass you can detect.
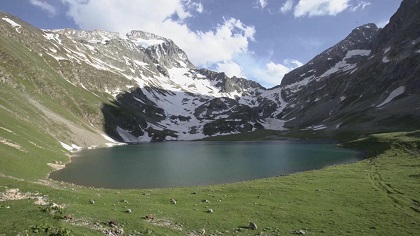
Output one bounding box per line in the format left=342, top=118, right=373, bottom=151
left=249, top=222, right=257, bottom=230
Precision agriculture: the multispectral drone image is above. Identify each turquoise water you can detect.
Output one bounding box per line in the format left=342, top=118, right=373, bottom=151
left=49, top=140, right=361, bottom=189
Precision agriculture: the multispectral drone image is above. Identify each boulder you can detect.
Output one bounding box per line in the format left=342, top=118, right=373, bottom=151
left=249, top=222, right=257, bottom=230
left=108, top=220, right=118, bottom=227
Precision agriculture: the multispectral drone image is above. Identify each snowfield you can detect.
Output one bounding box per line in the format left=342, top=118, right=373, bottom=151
left=377, top=86, right=405, bottom=108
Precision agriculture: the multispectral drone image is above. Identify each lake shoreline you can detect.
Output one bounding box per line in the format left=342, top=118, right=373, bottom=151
left=49, top=139, right=362, bottom=189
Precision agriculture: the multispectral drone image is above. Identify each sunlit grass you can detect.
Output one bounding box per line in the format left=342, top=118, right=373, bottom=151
left=1, top=131, right=419, bottom=235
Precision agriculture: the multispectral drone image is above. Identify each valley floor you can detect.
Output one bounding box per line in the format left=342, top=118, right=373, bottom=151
left=0, top=131, right=420, bottom=235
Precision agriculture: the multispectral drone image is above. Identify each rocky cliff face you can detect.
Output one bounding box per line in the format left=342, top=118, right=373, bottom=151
left=281, top=23, right=379, bottom=87
left=0, top=0, right=419, bottom=148
left=278, top=0, right=420, bottom=132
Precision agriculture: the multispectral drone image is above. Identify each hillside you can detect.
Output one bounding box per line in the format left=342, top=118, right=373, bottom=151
left=0, top=0, right=420, bottom=235
left=0, top=14, right=285, bottom=148
left=279, top=0, right=420, bottom=132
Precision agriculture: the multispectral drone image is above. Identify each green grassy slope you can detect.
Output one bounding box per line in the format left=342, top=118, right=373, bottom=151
left=0, top=19, right=123, bottom=180
left=1, top=131, right=419, bottom=235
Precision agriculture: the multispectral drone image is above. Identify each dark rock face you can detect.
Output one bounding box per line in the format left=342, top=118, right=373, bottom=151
left=203, top=119, right=262, bottom=136
left=197, top=68, right=264, bottom=93
left=372, top=1, right=420, bottom=54
left=279, top=0, right=420, bottom=132
left=281, top=23, right=379, bottom=87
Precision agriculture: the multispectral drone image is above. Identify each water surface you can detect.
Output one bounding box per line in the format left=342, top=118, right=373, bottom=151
left=50, top=140, right=361, bottom=189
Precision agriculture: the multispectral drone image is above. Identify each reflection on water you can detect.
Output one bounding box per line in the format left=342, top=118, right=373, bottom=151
left=49, top=140, right=361, bottom=189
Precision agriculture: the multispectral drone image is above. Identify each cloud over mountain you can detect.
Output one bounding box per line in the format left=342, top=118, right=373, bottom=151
left=60, top=0, right=255, bottom=68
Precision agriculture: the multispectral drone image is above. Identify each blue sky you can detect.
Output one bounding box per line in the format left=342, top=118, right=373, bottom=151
left=0, top=0, right=401, bottom=88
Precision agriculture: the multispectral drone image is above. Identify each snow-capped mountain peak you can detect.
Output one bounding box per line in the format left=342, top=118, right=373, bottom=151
left=126, top=30, right=166, bottom=48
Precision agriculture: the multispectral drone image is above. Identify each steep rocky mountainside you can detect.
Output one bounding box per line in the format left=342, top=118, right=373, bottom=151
left=0, top=11, right=285, bottom=147
left=279, top=0, right=420, bottom=132
left=0, top=0, right=419, bottom=149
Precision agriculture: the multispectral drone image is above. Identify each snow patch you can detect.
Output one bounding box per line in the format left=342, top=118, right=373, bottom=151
left=46, top=52, right=67, bottom=61
left=59, top=142, right=82, bottom=152
left=2, top=17, right=22, bottom=33
left=321, top=50, right=370, bottom=77
left=133, top=60, right=148, bottom=66
left=382, top=56, right=391, bottom=63
left=131, top=38, right=165, bottom=48
left=284, top=75, right=314, bottom=93
left=346, top=49, right=371, bottom=57
left=116, top=126, right=151, bottom=143
left=43, top=31, right=62, bottom=44
left=262, top=118, right=286, bottom=130
left=84, top=44, right=96, bottom=51
left=377, top=86, right=405, bottom=107
left=103, top=139, right=126, bottom=147
left=306, top=125, right=327, bottom=130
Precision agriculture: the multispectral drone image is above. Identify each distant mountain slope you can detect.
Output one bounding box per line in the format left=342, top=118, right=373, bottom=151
left=0, top=11, right=286, bottom=147
left=0, top=0, right=419, bottom=153
left=278, top=0, right=420, bottom=132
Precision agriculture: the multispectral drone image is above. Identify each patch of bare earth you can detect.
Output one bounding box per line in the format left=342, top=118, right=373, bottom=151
left=68, top=218, right=125, bottom=236
left=0, top=188, right=48, bottom=205
left=147, top=218, right=183, bottom=232
left=0, top=138, right=25, bottom=152
left=47, top=162, right=66, bottom=171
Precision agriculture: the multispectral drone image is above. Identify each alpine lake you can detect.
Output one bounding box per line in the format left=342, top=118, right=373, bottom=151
left=50, top=140, right=362, bottom=189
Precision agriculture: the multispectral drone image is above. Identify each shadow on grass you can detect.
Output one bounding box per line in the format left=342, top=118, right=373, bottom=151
left=343, top=135, right=393, bottom=159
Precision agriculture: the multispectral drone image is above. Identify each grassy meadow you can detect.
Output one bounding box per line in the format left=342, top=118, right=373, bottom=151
left=0, top=131, right=419, bottom=235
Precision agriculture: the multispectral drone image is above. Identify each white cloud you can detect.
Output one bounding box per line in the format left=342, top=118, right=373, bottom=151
left=251, top=59, right=303, bottom=87
left=183, top=0, right=204, bottom=14
left=350, top=1, right=371, bottom=11
left=196, top=3, right=204, bottom=13
left=29, top=0, right=57, bottom=17
left=60, top=0, right=255, bottom=67
left=294, top=0, right=350, bottom=17
left=280, top=0, right=295, bottom=14
left=60, top=0, right=303, bottom=88
left=257, top=0, right=268, bottom=9
left=281, top=0, right=369, bottom=17
left=216, top=61, right=245, bottom=78
left=377, top=20, right=389, bottom=28
left=284, top=59, right=304, bottom=68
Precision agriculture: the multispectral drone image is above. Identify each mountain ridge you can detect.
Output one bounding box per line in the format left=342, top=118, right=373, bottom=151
left=276, top=0, right=420, bottom=132
left=0, top=11, right=285, bottom=146
left=0, top=0, right=419, bottom=149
